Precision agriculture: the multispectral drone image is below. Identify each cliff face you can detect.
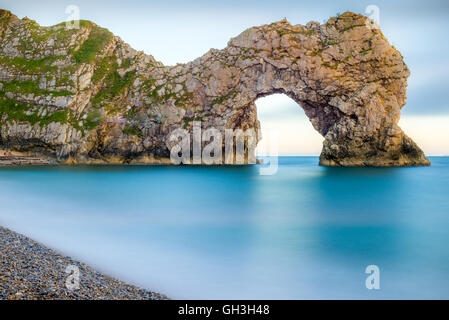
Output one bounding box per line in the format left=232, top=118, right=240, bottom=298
left=0, top=9, right=430, bottom=166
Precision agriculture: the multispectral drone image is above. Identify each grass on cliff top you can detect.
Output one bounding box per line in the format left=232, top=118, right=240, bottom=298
left=72, top=25, right=113, bottom=64
left=25, top=18, right=86, bottom=44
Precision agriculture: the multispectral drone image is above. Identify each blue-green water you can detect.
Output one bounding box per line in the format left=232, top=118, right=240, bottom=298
left=1, top=157, right=449, bottom=299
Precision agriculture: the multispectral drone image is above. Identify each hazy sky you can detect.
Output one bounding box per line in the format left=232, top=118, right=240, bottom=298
left=1, top=0, right=448, bottom=154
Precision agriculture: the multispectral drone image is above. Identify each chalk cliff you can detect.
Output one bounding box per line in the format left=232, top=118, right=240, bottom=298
left=0, top=9, right=430, bottom=166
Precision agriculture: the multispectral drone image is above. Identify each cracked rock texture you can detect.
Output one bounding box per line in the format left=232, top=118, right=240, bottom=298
left=0, top=10, right=430, bottom=166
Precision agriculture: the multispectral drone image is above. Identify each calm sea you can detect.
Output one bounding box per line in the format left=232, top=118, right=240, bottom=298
left=1, top=156, right=448, bottom=299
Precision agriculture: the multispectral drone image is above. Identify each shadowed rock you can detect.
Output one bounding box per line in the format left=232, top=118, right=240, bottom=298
left=0, top=10, right=430, bottom=166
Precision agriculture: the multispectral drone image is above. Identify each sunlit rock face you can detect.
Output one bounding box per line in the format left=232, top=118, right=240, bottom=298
left=0, top=10, right=430, bottom=166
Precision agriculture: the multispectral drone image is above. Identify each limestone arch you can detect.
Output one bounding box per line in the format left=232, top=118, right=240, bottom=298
left=202, top=13, right=430, bottom=166
left=0, top=10, right=430, bottom=166
left=253, top=93, right=324, bottom=156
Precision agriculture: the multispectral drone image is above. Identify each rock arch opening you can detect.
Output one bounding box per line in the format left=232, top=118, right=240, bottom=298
left=254, top=93, right=324, bottom=156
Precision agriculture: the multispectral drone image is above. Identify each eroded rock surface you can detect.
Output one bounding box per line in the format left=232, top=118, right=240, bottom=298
left=0, top=10, right=430, bottom=166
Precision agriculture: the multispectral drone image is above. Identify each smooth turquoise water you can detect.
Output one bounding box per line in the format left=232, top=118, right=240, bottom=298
left=1, top=156, right=449, bottom=299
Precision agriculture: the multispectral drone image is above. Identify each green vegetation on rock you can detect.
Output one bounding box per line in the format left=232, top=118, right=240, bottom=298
left=92, top=69, right=136, bottom=111
left=1, top=80, right=73, bottom=97
left=0, top=94, right=71, bottom=126
left=0, top=56, right=62, bottom=73
left=123, top=124, right=142, bottom=136
left=72, top=25, right=113, bottom=64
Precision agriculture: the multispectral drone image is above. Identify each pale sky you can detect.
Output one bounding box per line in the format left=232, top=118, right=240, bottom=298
left=256, top=94, right=449, bottom=156
left=1, top=0, right=448, bottom=155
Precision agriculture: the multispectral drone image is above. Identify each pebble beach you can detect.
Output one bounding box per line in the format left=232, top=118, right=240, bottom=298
left=0, top=152, right=51, bottom=166
left=0, top=226, right=168, bottom=300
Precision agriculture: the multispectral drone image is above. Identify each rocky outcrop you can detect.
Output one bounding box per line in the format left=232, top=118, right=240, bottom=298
left=0, top=9, right=430, bottom=166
